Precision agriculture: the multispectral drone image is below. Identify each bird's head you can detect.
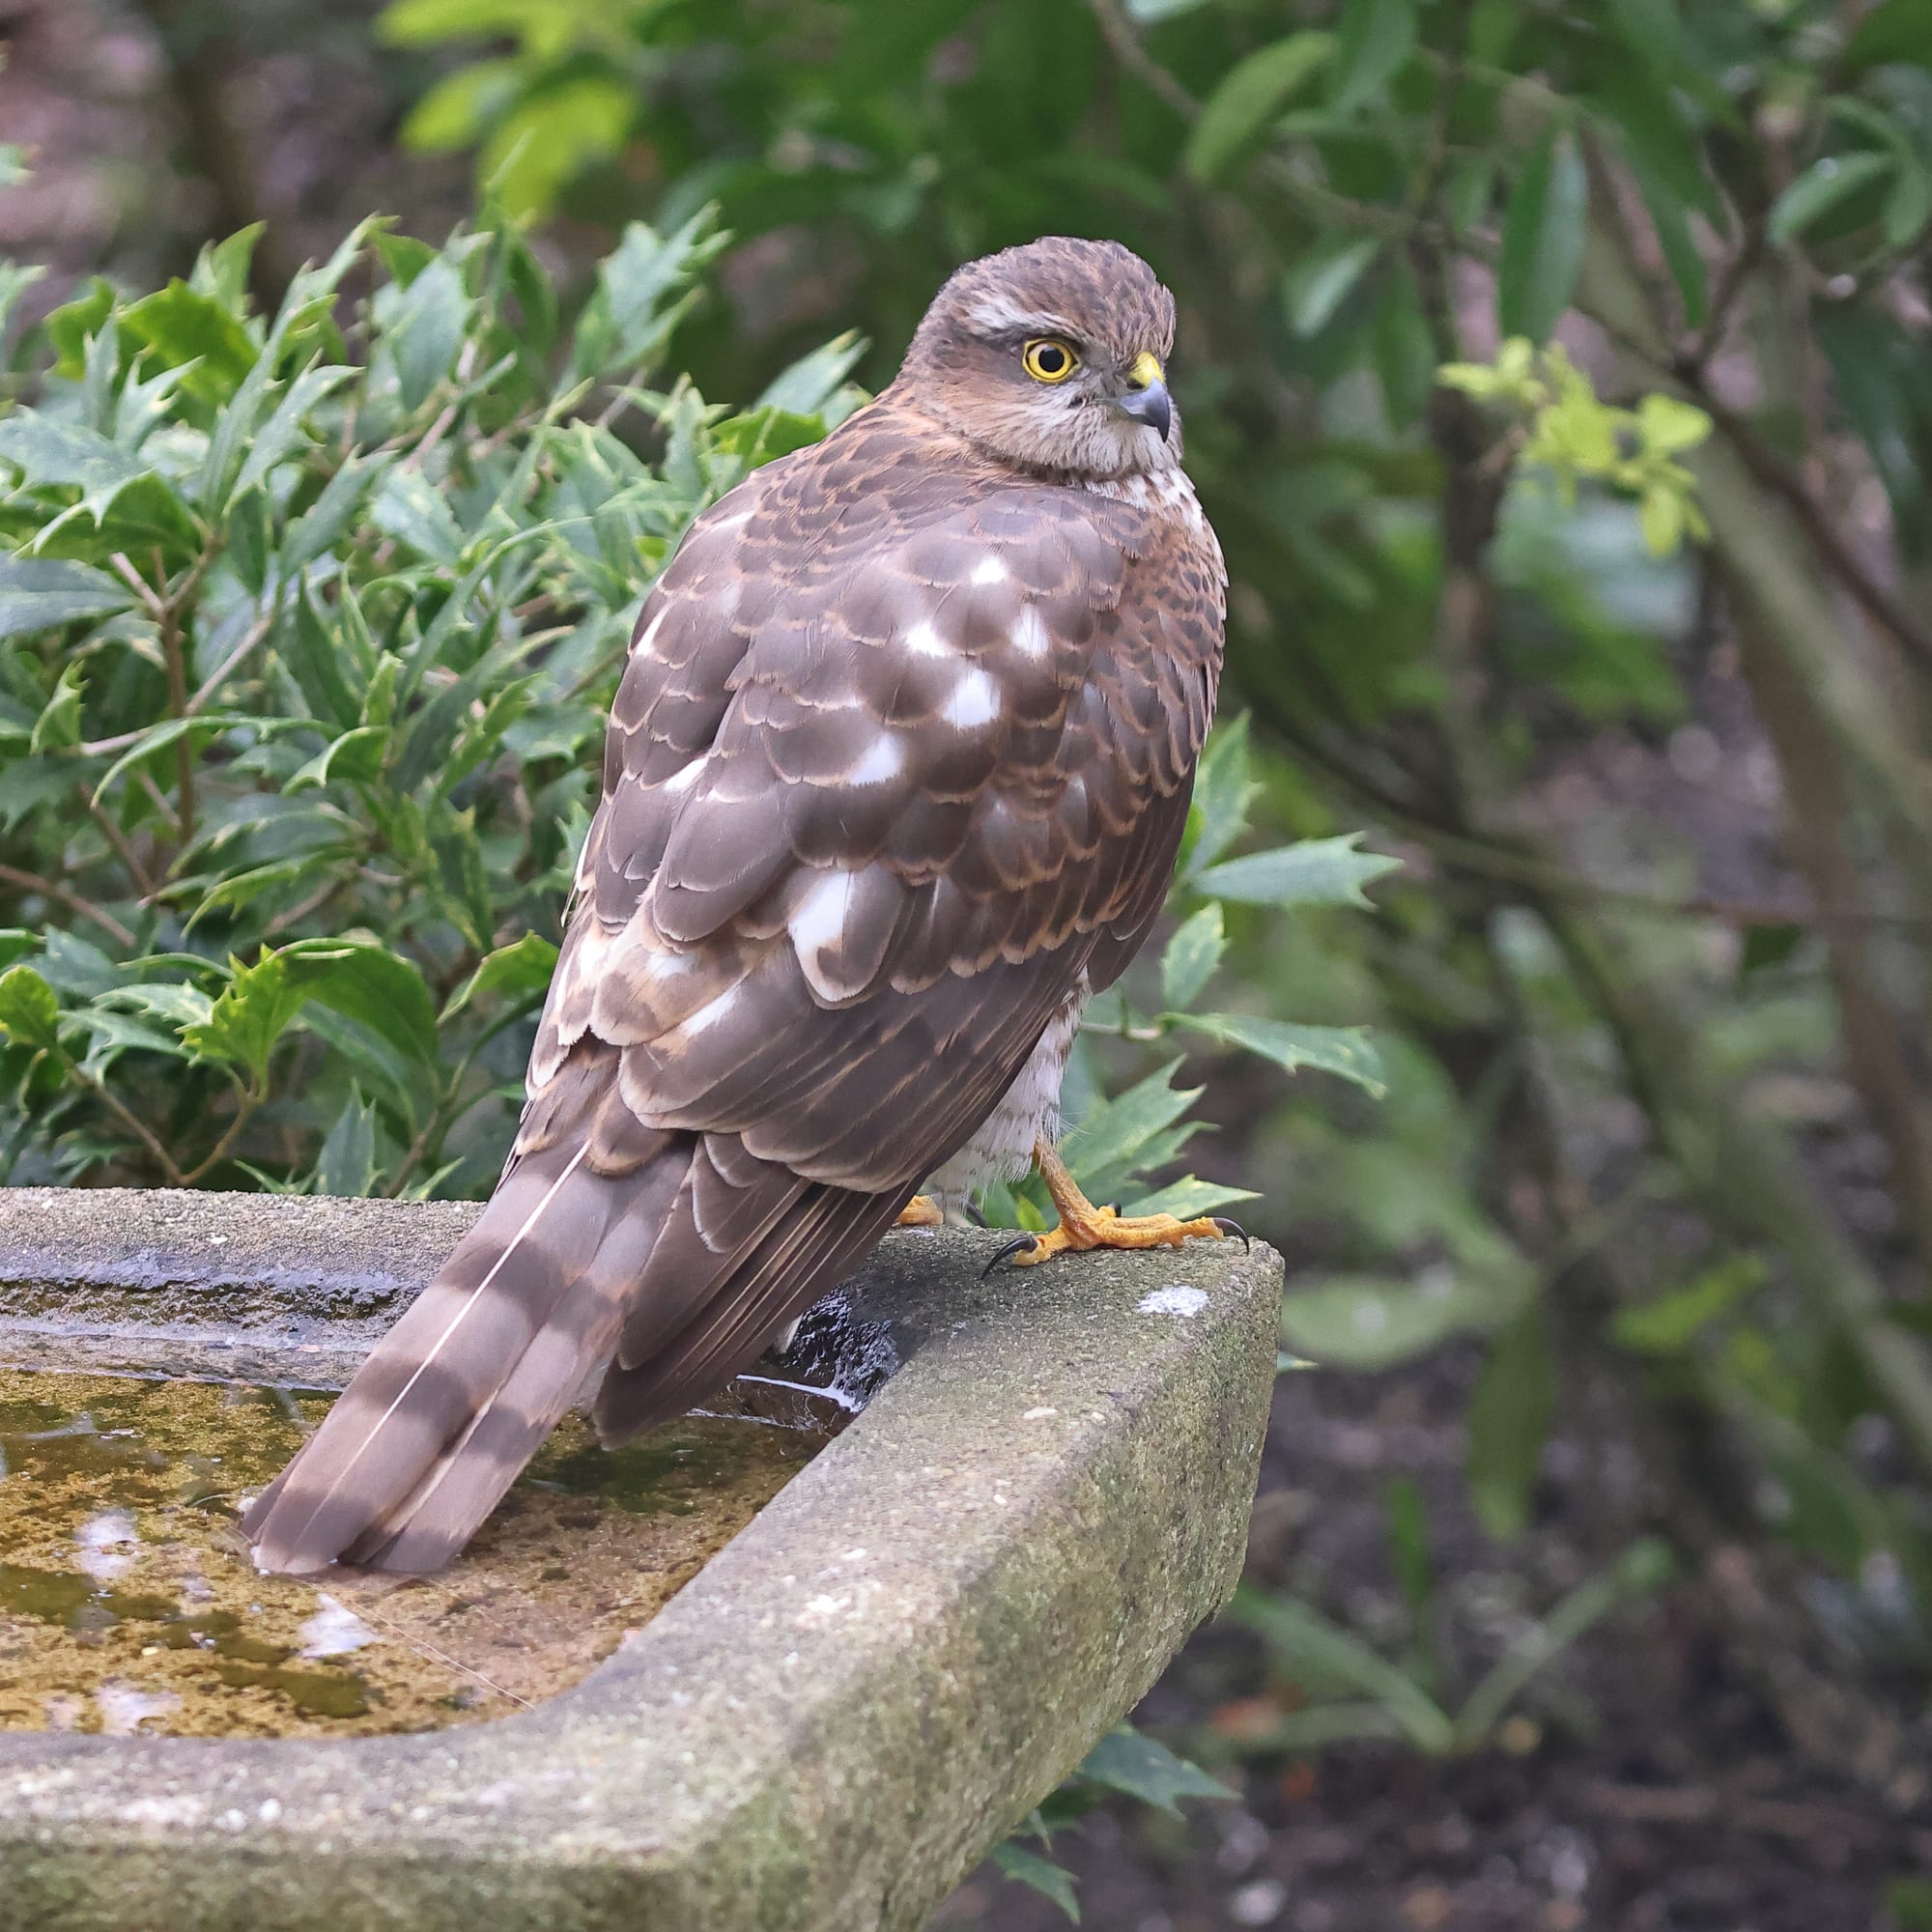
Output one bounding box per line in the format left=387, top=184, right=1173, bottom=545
left=898, top=237, right=1180, bottom=481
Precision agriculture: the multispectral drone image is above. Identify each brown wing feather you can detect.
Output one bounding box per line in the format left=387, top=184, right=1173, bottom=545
left=247, top=388, right=1225, bottom=1576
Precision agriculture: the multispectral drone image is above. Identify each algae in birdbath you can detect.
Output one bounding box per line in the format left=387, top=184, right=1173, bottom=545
left=0, top=1369, right=818, bottom=1737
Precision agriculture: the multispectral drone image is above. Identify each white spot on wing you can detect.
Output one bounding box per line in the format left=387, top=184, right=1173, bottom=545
left=904, top=620, right=950, bottom=659
left=1011, top=605, right=1050, bottom=658
left=679, top=984, right=744, bottom=1037
left=632, top=606, right=669, bottom=657
left=970, top=555, right=1009, bottom=586
left=790, top=868, right=857, bottom=957
left=942, top=667, right=1000, bottom=730
left=850, top=735, right=903, bottom=784
left=663, top=755, right=706, bottom=793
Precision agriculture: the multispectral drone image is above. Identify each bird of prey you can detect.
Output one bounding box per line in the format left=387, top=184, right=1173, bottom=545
left=244, top=236, right=1231, bottom=1577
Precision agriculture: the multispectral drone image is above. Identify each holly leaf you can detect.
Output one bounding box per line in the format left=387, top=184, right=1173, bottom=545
left=0, top=964, right=60, bottom=1052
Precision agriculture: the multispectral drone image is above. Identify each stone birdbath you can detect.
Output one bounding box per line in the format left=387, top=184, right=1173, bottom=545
left=0, top=1186, right=1279, bottom=1931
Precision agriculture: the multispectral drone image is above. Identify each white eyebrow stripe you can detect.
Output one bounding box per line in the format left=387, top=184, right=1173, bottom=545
left=960, top=298, right=1083, bottom=338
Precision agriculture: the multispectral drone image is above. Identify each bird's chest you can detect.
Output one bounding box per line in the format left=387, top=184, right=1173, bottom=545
left=929, top=982, right=1087, bottom=1197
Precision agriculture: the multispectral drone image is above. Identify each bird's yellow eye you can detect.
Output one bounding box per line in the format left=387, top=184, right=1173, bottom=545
left=1021, top=338, right=1079, bottom=384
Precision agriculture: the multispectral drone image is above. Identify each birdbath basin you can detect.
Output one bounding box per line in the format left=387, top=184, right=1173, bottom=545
left=0, top=1187, right=1278, bottom=1932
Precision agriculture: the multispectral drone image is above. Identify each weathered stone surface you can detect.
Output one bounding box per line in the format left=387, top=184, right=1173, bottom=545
left=0, top=1189, right=1281, bottom=1932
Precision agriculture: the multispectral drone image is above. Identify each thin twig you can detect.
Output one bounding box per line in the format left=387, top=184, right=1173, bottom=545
left=1688, top=382, right=1932, bottom=677
left=184, top=597, right=281, bottom=718
left=72, top=1063, right=187, bottom=1186
left=180, top=1087, right=261, bottom=1185
left=85, top=793, right=155, bottom=898
left=0, top=863, right=137, bottom=948
left=1085, top=0, right=1198, bottom=119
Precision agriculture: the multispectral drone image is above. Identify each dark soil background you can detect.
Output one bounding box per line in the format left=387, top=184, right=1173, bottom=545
left=936, top=1350, right=1932, bottom=1931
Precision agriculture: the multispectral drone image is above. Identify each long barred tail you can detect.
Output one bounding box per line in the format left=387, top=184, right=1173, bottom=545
left=242, top=1129, right=684, bottom=1577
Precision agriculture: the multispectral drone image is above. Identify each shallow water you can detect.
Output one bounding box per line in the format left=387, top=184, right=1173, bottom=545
left=0, top=1370, right=819, bottom=1738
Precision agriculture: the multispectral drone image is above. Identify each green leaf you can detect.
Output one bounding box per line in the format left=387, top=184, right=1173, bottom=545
left=1120, top=1175, right=1259, bottom=1221
left=1181, top=714, right=1260, bottom=880
left=317, top=1092, right=382, bottom=1199
left=1635, top=392, right=1711, bottom=456
left=1384, top=1475, right=1435, bottom=1615
left=0, top=556, right=132, bottom=641
left=1232, top=1587, right=1454, bottom=1753
left=288, top=724, right=387, bottom=791
left=0, top=262, right=45, bottom=339
left=1767, top=152, right=1894, bottom=244
left=988, top=1842, right=1080, bottom=1921
left=479, top=76, right=637, bottom=219
left=1885, top=160, right=1932, bottom=251
left=1626, top=157, right=1708, bottom=327
left=119, top=280, right=261, bottom=404
left=281, top=578, right=370, bottom=731
left=1280, top=1265, right=1531, bottom=1370
left=570, top=212, right=725, bottom=384
left=183, top=952, right=311, bottom=1084
left=710, top=408, right=832, bottom=468
left=1498, top=133, right=1589, bottom=345
left=1328, top=0, right=1417, bottom=116
left=1174, top=1011, right=1387, bottom=1095
left=43, top=278, right=114, bottom=377
left=1371, top=270, right=1438, bottom=428
left=372, top=465, right=469, bottom=564
left=0, top=965, right=60, bottom=1053
left=1161, top=903, right=1226, bottom=1011
left=30, top=662, right=85, bottom=753
left=1060, top=1060, right=1202, bottom=1182
left=192, top=225, right=262, bottom=314
left=283, top=940, right=440, bottom=1073
left=1613, top=1254, right=1764, bottom=1354
left=1183, top=34, right=1333, bottom=184
left=0, top=412, right=141, bottom=494
left=232, top=362, right=357, bottom=501
left=1465, top=1312, right=1554, bottom=1541
left=399, top=56, right=522, bottom=152
left=753, top=333, right=867, bottom=416
left=1076, top=1727, right=1235, bottom=1813
left=1843, top=0, right=1932, bottom=78
left=1283, top=236, right=1382, bottom=338
left=443, top=931, right=559, bottom=1018
left=384, top=255, right=472, bottom=413
left=1637, top=482, right=1686, bottom=555
left=1193, top=832, right=1400, bottom=909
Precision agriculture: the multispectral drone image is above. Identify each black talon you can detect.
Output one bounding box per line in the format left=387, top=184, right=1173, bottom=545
left=983, top=1234, right=1039, bottom=1277
left=1211, top=1217, right=1251, bottom=1251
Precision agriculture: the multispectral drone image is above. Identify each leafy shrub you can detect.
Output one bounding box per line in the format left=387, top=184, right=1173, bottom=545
left=0, top=209, right=1388, bottom=1206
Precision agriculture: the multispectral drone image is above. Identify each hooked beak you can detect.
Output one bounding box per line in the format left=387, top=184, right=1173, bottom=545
left=1118, top=350, right=1172, bottom=441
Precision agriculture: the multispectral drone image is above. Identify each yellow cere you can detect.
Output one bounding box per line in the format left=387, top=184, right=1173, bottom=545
left=1127, top=351, right=1164, bottom=390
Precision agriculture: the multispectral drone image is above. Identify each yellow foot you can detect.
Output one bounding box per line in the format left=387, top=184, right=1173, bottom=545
left=895, top=1194, right=943, bottom=1229
left=989, top=1139, right=1247, bottom=1271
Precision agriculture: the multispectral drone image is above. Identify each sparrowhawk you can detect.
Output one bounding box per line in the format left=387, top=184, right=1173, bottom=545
left=245, top=236, right=1232, bottom=1576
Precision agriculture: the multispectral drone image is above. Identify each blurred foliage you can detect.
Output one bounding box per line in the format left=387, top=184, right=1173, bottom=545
left=8, top=0, right=1932, bottom=1894
left=350, top=0, right=1932, bottom=1741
